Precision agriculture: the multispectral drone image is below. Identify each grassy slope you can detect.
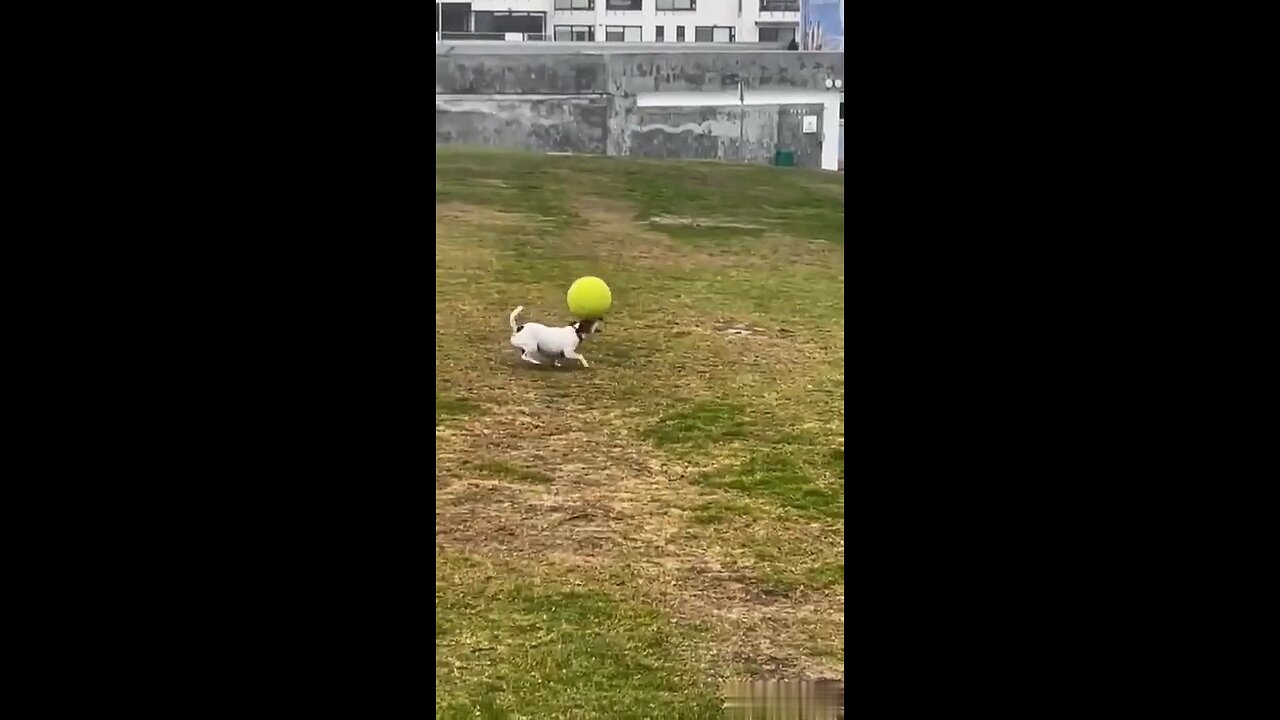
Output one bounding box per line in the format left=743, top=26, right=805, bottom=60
left=436, top=148, right=844, bottom=719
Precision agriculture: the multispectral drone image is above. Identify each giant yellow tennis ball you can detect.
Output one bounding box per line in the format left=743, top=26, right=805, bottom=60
left=567, top=276, right=612, bottom=319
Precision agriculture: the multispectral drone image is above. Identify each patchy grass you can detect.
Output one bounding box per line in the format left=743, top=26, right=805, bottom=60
left=436, top=394, right=478, bottom=425
left=687, top=497, right=762, bottom=525
left=644, top=401, right=753, bottom=449
left=436, top=148, right=844, bottom=716
left=436, top=147, right=845, bottom=243
left=475, top=460, right=555, bottom=485
left=437, top=553, right=723, bottom=720
left=649, top=222, right=769, bottom=245
left=696, top=449, right=844, bottom=520
left=748, top=542, right=846, bottom=596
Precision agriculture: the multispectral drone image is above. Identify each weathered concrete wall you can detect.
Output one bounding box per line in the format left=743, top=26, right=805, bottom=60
left=623, top=103, right=826, bottom=169
left=435, top=50, right=843, bottom=95
left=435, top=48, right=844, bottom=169
left=436, top=96, right=609, bottom=155
left=603, top=53, right=844, bottom=95
left=436, top=54, right=608, bottom=94
left=626, top=106, right=779, bottom=165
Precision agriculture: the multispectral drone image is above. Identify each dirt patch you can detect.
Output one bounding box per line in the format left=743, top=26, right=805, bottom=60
left=650, top=215, right=767, bottom=230
left=567, top=197, right=833, bottom=273
left=436, top=202, right=555, bottom=228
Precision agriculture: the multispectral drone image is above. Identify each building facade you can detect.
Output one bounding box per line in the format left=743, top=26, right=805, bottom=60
left=436, top=0, right=804, bottom=47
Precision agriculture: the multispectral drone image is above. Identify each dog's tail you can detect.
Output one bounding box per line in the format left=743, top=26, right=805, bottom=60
left=509, top=306, right=524, bottom=332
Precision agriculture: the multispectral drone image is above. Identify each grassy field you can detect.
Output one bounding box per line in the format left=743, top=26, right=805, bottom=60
left=436, top=148, right=844, bottom=719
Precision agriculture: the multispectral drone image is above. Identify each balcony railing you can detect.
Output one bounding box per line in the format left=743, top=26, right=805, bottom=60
left=439, top=31, right=549, bottom=41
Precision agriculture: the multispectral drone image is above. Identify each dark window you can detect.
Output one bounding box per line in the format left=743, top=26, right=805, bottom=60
left=759, top=0, right=800, bottom=10
left=676, top=25, right=685, bottom=41
left=655, top=26, right=665, bottom=42
left=839, top=102, right=844, bottom=120
left=605, top=25, right=641, bottom=41
left=695, top=26, right=734, bottom=42
left=440, top=2, right=471, bottom=32
left=606, top=0, right=642, bottom=9
left=554, top=24, right=594, bottom=41
left=435, top=3, right=439, bottom=32
left=758, top=26, right=796, bottom=44
left=474, top=11, right=544, bottom=34
left=555, top=0, right=594, bottom=8
left=656, top=0, right=695, bottom=9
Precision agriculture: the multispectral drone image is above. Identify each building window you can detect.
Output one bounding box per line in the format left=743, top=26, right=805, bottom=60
left=676, top=25, right=685, bottom=41
left=695, top=26, right=734, bottom=42
left=555, top=0, right=594, bottom=8
left=605, top=0, right=642, bottom=9
left=554, top=24, right=595, bottom=41
left=655, top=26, right=665, bottom=42
left=474, top=11, right=545, bottom=35
left=606, top=25, right=642, bottom=42
left=656, top=0, right=695, bottom=10
left=759, top=0, right=800, bottom=10
left=758, top=26, right=797, bottom=44
left=440, top=2, right=471, bottom=32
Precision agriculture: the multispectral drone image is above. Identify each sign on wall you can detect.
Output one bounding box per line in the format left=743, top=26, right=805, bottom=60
left=803, top=0, right=844, bottom=52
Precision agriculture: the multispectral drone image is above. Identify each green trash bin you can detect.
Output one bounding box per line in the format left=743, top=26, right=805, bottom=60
left=774, top=149, right=796, bottom=167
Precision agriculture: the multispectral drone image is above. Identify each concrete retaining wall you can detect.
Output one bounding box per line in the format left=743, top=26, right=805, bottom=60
left=435, top=47, right=843, bottom=170
left=436, top=95, right=609, bottom=155
left=623, top=103, right=824, bottom=166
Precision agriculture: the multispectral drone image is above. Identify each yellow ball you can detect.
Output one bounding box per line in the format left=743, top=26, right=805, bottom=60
left=567, top=276, right=612, bottom=319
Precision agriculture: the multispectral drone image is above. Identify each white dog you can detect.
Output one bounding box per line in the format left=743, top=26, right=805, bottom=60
left=508, top=306, right=599, bottom=368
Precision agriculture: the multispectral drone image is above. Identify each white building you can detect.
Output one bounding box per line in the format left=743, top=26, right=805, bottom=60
left=436, top=0, right=803, bottom=47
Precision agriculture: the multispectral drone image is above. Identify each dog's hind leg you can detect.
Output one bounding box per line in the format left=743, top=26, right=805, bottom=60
left=520, top=350, right=542, bottom=365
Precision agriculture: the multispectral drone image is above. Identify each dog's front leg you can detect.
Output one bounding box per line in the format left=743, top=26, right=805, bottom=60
left=563, top=349, right=589, bottom=368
